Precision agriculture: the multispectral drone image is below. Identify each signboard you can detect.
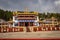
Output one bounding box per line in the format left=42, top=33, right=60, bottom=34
left=18, top=20, right=35, bottom=22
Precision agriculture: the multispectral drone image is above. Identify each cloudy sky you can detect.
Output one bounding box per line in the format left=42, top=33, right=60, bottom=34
left=0, top=0, right=60, bottom=13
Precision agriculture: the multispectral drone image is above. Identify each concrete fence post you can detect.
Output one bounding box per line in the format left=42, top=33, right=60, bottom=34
left=55, top=27, right=57, bottom=30
left=23, top=27, right=26, bottom=32
left=50, top=27, right=52, bottom=31
left=59, top=27, right=60, bottom=30
left=46, top=27, right=48, bottom=31
left=13, top=28, right=14, bottom=32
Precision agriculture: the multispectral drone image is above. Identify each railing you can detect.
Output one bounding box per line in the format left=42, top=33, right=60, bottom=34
left=0, top=26, right=60, bottom=33
left=17, top=17, right=36, bottom=20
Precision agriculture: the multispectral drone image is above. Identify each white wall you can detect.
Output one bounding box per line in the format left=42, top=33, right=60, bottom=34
left=34, top=16, right=39, bottom=26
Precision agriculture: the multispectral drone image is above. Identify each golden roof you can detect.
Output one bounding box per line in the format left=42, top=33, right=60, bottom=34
left=13, top=11, right=38, bottom=15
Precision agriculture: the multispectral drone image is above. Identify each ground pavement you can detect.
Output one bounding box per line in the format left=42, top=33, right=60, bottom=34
left=0, top=31, right=60, bottom=39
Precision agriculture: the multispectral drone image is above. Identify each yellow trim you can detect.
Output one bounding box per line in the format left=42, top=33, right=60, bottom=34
left=13, top=11, right=38, bottom=15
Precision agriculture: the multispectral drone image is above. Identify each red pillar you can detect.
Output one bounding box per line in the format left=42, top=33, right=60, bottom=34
left=29, top=22, right=30, bottom=26
left=18, top=22, right=20, bottom=26
left=24, top=22, right=25, bottom=26
left=33, top=23, right=34, bottom=26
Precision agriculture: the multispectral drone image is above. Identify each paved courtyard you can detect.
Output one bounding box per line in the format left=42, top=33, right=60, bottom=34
left=0, top=31, right=60, bottom=38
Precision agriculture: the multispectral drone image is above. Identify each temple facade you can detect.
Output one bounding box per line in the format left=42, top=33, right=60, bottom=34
left=13, top=11, right=39, bottom=27
left=0, top=11, right=60, bottom=32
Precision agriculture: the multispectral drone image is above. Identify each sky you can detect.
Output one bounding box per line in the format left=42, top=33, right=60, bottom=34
left=0, top=0, right=60, bottom=13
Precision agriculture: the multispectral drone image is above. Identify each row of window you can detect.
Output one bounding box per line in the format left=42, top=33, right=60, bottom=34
left=18, top=16, right=35, bottom=17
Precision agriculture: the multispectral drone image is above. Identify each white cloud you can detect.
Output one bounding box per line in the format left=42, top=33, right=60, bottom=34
left=54, top=0, right=60, bottom=13
left=54, top=0, right=60, bottom=5
left=0, top=0, right=60, bottom=13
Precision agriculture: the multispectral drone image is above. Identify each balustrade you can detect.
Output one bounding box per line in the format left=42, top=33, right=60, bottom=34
left=0, top=27, right=60, bottom=33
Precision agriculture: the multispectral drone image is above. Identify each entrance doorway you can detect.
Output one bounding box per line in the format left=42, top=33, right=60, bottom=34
left=25, top=22, right=29, bottom=27
left=25, top=22, right=30, bottom=32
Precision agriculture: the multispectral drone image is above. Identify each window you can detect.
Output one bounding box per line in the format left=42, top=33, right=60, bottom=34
left=30, top=16, right=34, bottom=18
left=20, top=16, right=24, bottom=17
left=25, top=16, right=29, bottom=17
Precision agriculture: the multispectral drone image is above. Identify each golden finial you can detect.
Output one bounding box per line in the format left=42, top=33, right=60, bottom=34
left=24, top=7, right=28, bottom=11
left=24, top=7, right=29, bottom=14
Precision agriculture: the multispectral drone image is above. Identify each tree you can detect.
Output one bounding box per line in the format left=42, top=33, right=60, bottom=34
left=4, top=11, right=13, bottom=21
left=0, top=9, right=13, bottom=21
